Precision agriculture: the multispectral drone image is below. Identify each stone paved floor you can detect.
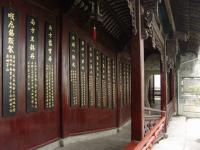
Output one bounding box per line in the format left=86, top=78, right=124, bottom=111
left=154, top=116, right=200, bottom=150
left=54, top=116, right=200, bottom=150
left=55, top=123, right=131, bottom=150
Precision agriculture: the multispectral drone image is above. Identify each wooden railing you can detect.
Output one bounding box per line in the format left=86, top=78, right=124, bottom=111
left=124, top=108, right=166, bottom=150
left=144, top=107, right=165, bottom=135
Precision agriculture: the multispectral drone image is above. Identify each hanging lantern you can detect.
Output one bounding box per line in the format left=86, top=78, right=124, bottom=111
left=89, top=0, right=103, bottom=41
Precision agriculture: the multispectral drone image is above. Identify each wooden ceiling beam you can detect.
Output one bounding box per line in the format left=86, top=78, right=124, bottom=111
left=164, top=0, right=176, bottom=33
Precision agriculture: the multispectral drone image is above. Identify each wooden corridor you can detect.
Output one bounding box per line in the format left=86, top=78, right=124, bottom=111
left=0, top=0, right=199, bottom=149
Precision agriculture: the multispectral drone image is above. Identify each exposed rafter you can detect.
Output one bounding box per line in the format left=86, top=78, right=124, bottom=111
left=163, top=0, right=176, bottom=33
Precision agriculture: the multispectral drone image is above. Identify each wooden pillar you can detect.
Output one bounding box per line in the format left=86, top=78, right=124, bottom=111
left=160, top=41, right=168, bottom=129
left=172, top=70, right=176, bottom=113
left=161, top=61, right=167, bottom=110
left=152, top=75, right=155, bottom=104
left=130, top=0, right=144, bottom=141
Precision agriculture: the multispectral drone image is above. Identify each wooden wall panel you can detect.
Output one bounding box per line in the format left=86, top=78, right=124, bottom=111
left=61, top=16, right=117, bottom=136
left=117, top=57, right=131, bottom=126
left=0, top=1, right=132, bottom=149
left=0, top=1, right=60, bottom=149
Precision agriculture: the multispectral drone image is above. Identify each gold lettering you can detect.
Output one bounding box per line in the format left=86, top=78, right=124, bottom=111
left=48, top=48, right=52, bottom=54
left=30, top=53, right=35, bottom=59
left=8, top=37, right=14, bottom=45
left=7, top=45, right=14, bottom=54
left=30, top=44, right=35, bottom=51
left=48, top=32, right=52, bottom=38
left=48, top=40, right=52, bottom=47
left=30, top=36, right=35, bottom=42
left=8, top=12, right=15, bottom=20
left=8, top=21, right=14, bottom=29
left=30, top=18, right=35, bottom=26
left=30, top=27, right=35, bottom=34
left=48, top=56, right=52, bottom=62
left=8, top=29, right=15, bottom=37
left=49, top=25, right=52, bottom=31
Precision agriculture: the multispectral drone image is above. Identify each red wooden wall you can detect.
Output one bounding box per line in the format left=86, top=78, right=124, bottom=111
left=0, top=1, right=60, bottom=149
left=61, top=16, right=118, bottom=136
left=117, top=57, right=131, bottom=126
left=0, top=0, right=131, bottom=149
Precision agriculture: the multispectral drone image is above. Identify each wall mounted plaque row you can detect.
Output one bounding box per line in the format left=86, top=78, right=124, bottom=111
left=3, top=8, right=18, bottom=116
left=26, top=16, right=39, bottom=112
left=119, top=62, right=131, bottom=108
left=2, top=8, right=57, bottom=116
left=69, top=33, right=116, bottom=109
left=45, top=22, right=55, bottom=109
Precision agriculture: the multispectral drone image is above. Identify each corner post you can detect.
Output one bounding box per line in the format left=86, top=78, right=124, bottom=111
left=160, top=39, right=168, bottom=129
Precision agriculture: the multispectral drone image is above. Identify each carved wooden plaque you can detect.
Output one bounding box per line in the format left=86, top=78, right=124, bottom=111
left=101, top=54, right=107, bottom=108
left=126, top=64, right=131, bottom=104
left=45, top=22, right=55, bottom=109
left=123, top=64, right=127, bottom=105
left=126, top=64, right=129, bottom=104
left=88, top=45, right=95, bottom=107
left=69, top=33, right=78, bottom=106
left=79, top=40, right=88, bottom=107
left=107, top=58, right=112, bottom=108
left=3, top=8, right=18, bottom=116
left=119, top=63, right=124, bottom=107
left=95, top=49, right=102, bottom=108
left=112, top=59, right=116, bottom=108
left=26, top=16, right=39, bottom=112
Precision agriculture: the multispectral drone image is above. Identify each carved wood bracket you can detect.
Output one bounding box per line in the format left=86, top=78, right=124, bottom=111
left=142, top=10, right=164, bottom=54
left=127, top=0, right=137, bottom=35
left=166, top=39, right=178, bottom=71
